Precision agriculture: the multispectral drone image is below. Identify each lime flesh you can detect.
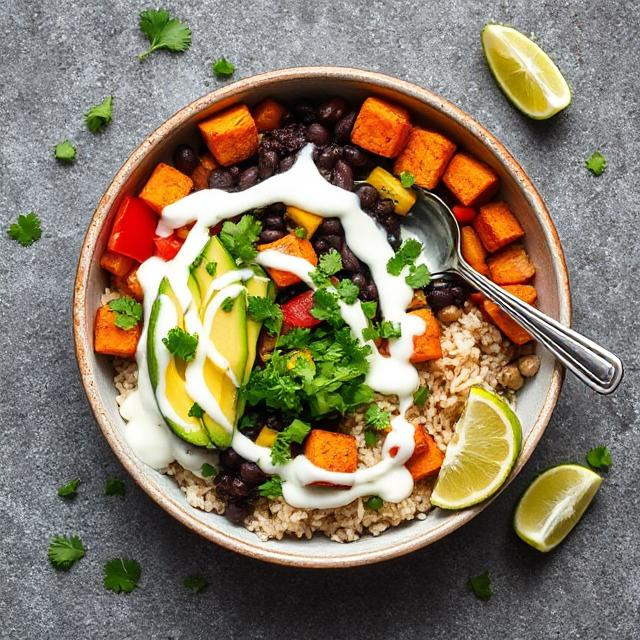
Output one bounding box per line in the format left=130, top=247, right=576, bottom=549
left=514, top=464, right=602, bottom=552
left=430, top=387, right=522, bottom=510
left=481, top=24, right=571, bottom=119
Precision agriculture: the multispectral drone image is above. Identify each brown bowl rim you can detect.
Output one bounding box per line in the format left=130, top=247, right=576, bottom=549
left=73, top=66, right=571, bottom=568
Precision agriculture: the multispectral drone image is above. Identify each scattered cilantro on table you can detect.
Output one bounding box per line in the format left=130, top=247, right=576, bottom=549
left=48, top=535, right=85, bottom=570
left=183, top=574, right=208, bottom=593
left=259, top=476, right=284, bottom=498
left=138, top=9, right=192, bottom=61
left=103, top=558, right=141, bottom=593
left=200, top=463, right=217, bottom=477
left=108, top=296, right=142, bottom=330
left=105, top=478, right=126, bottom=497
left=219, top=215, right=262, bottom=264
left=247, top=296, right=283, bottom=335
left=8, top=212, right=41, bottom=247
left=85, top=96, right=113, bottom=133
left=586, top=445, right=612, bottom=471
left=467, top=571, right=492, bottom=600
left=54, top=140, right=77, bottom=164
left=212, top=57, right=235, bottom=77
left=399, top=171, right=415, bottom=188
left=57, top=478, right=80, bottom=499
left=270, top=419, right=311, bottom=465
left=162, top=327, right=198, bottom=361
left=585, top=151, right=607, bottom=176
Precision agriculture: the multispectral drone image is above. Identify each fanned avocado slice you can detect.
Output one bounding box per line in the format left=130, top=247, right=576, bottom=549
left=243, top=271, right=274, bottom=384
left=188, top=236, right=236, bottom=310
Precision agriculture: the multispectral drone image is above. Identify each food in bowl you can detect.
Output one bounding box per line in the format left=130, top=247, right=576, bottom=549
left=94, top=93, right=542, bottom=542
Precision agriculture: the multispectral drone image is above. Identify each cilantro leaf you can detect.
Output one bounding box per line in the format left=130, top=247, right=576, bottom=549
left=387, top=238, right=423, bottom=276
left=413, top=386, right=430, bottom=406
left=277, top=327, right=311, bottom=350
left=467, top=571, right=492, bottom=600
left=247, top=295, right=283, bottom=335
left=183, top=574, right=208, bottom=593
left=105, top=478, right=126, bottom=496
left=48, top=535, right=85, bottom=570
left=364, top=428, right=379, bottom=447
left=200, top=462, right=217, bottom=477
left=212, top=57, right=235, bottom=77
left=294, top=226, right=307, bottom=239
left=361, top=300, right=377, bottom=320
left=365, top=404, right=390, bottom=430
left=109, top=296, right=142, bottom=330
left=585, top=151, right=607, bottom=176
left=379, top=321, right=401, bottom=339
left=221, top=297, right=235, bottom=312
left=259, top=476, right=284, bottom=498
left=57, top=478, right=80, bottom=499
left=317, top=249, right=342, bottom=276
left=205, top=261, right=217, bottom=276
left=405, top=263, right=431, bottom=289
left=103, top=558, right=141, bottom=593
left=365, top=495, right=383, bottom=510
left=138, top=9, right=192, bottom=61
left=271, top=419, right=311, bottom=465
left=162, top=327, right=198, bottom=361
left=311, top=287, right=343, bottom=327
left=85, top=96, right=113, bottom=133
left=336, top=279, right=360, bottom=304
left=586, top=445, right=612, bottom=471
left=399, top=171, right=415, bottom=188
left=188, top=402, right=204, bottom=418
left=54, top=140, right=77, bottom=164
left=219, top=215, right=262, bottom=264
left=8, top=212, right=41, bottom=247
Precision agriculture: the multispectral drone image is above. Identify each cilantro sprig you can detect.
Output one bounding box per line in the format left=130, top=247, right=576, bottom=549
left=364, top=404, right=390, bottom=447
left=259, top=476, right=284, bottom=498
left=271, top=419, right=311, bottom=465
left=413, top=386, right=430, bottom=406
left=212, top=57, right=235, bottom=77
left=362, top=320, right=401, bottom=342
left=387, top=238, right=431, bottom=289
left=200, top=462, right=217, bottom=477
left=8, top=212, right=41, bottom=247
left=162, top=327, right=198, bottom=361
left=105, top=478, right=126, bottom=497
left=109, top=296, right=142, bottom=330
left=586, top=445, right=612, bottom=471
left=247, top=295, right=283, bottom=335
left=138, top=9, right=192, bottom=61
left=54, top=140, right=77, bottom=164
left=48, top=535, right=85, bottom=570
left=399, top=171, right=415, bottom=188
left=85, top=96, right=113, bottom=133
left=219, top=215, right=262, bottom=264
left=103, top=558, right=141, bottom=593
left=184, top=574, right=208, bottom=593
left=467, top=571, right=492, bottom=600
left=585, top=151, right=606, bottom=176
left=57, top=478, right=80, bottom=499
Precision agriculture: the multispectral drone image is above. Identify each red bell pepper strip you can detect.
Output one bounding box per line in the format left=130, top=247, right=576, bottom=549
left=153, top=234, right=183, bottom=261
left=107, top=195, right=157, bottom=263
left=282, top=290, right=322, bottom=329
left=452, top=205, right=477, bottom=225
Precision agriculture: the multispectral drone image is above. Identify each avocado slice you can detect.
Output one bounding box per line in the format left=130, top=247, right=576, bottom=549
left=243, top=272, right=275, bottom=384
left=147, top=278, right=212, bottom=448
left=188, top=236, right=236, bottom=310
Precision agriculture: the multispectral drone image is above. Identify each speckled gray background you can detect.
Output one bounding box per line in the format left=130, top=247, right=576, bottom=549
left=1, top=1, right=639, bottom=638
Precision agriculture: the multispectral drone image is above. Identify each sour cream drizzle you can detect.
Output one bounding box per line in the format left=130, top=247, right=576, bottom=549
left=119, top=145, right=426, bottom=509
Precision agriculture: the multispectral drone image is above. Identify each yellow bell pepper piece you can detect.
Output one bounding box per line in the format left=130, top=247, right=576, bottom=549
left=286, top=206, right=324, bottom=238
left=366, top=167, right=417, bottom=215
left=256, top=426, right=278, bottom=448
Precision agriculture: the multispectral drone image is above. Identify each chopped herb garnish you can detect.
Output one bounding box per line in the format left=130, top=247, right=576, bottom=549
left=271, top=419, right=311, bottom=465
left=105, top=478, right=126, bottom=497
left=238, top=413, right=258, bottom=430
left=85, top=96, right=113, bottom=133
left=387, top=238, right=423, bottom=276
left=219, top=215, right=262, bottom=264
left=413, top=386, right=430, bottom=406
left=183, top=574, right=208, bottom=593
left=294, top=226, right=307, bottom=239
left=361, top=300, right=378, bottom=319
left=138, top=9, right=192, bottom=61
left=336, top=279, right=360, bottom=304
left=200, top=463, right=217, bottom=477
left=221, top=297, right=235, bottom=312
left=467, top=571, right=492, bottom=600
left=48, top=535, right=85, bottom=570
left=586, top=445, right=612, bottom=471
left=259, top=476, right=284, bottom=498
left=205, top=261, right=217, bottom=276
left=188, top=402, right=204, bottom=418
left=247, top=295, right=283, bottom=335
left=405, top=263, right=431, bottom=289
left=311, top=287, right=343, bottom=327
left=162, top=327, right=198, bottom=361
left=54, top=139, right=77, bottom=164
left=8, top=212, right=41, bottom=247
left=108, top=296, right=142, bottom=330
left=103, top=558, right=141, bottom=594
left=365, top=404, right=390, bottom=430
left=399, top=171, right=415, bottom=188
left=585, top=151, right=607, bottom=176
left=57, top=477, right=80, bottom=499
left=364, top=320, right=402, bottom=342
left=277, top=327, right=311, bottom=350
left=212, top=57, right=235, bottom=77
left=311, top=249, right=343, bottom=286
left=365, top=495, right=383, bottom=510
left=364, top=429, right=379, bottom=447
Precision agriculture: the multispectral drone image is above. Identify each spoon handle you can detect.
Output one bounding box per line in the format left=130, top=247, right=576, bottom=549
left=455, top=261, right=624, bottom=394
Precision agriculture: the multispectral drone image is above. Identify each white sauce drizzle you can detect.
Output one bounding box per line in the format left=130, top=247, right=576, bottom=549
left=119, top=145, right=427, bottom=509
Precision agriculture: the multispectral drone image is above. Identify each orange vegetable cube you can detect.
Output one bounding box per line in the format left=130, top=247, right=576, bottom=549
left=407, top=289, right=427, bottom=310
left=473, top=201, right=525, bottom=252
left=304, top=429, right=358, bottom=485
left=198, top=104, right=259, bottom=166
left=190, top=152, right=218, bottom=191
left=393, top=128, right=457, bottom=189
left=125, top=268, right=144, bottom=301
left=442, top=153, right=499, bottom=206
left=257, top=233, right=318, bottom=288
left=483, top=285, right=538, bottom=345
left=487, top=244, right=536, bottom=285
left=139, top=163, right=193, bottom=214
left=409, top=308, right=443, bottom=363
left=405, top=427, right=444, bottom=481
left=94, top=304, right=141, bottom=358
left=460, top=226, right=490, bottom=276
left=100, top=251, right=134, bottom=276
left=252, top=98, right=287, bottom=132
left=350, top=97, right=412, bottom=158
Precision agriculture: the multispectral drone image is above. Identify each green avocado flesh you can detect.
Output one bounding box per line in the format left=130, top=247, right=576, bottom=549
left=188, top=237, right=236, bottom=309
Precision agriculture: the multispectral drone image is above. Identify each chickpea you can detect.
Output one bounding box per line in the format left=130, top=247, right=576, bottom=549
left=518, top=354, right=541, bottom=378
left=437, top=305, right=462, bottom=324
left=499, top=364, right=524, bottom=391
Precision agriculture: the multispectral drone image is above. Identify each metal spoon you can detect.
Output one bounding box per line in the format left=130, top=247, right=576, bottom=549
left=402, top=189, right=623, bottom=394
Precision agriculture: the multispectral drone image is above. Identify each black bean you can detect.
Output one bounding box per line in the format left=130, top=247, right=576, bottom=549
left=265, top=414, right=284, bottom=431
left=375, top=198, right=395, bottom=217
left=340, top=243, right=361, bottom=272
left=263, top=124, right=308, bottom=155
left=269, top=203, right=286, bottom=215
left=319, top=168, right=333, bottom=182
left=318, top=97, right=348, bottom=125
left=356, top=184, right=379, bottom=210
left=362, top=281, right=378, bottom=301
left=173, top=144, right=199, bottom=174
left=225, top=501, right=252, bottom=524
left=324, top=234, right=343, bottom=250
left=242, top=426, right=261, bottom=441
left=343, top=144, right=368, bottom=167
left=279, top=155, right=296, bottom=172
left=317, top=218, right=343, bottom=236
left=334, top=111, right=357, bottom=143
left=352, top=273, right=366, bottom=290
left=332, top=160, right=353, bottom=191
left=228, top=166, right=240, bottom=181
left=317, top=144, right=343, bottom=170
left=425, top=280, right=469, bottom=311
left=263, top=214, right=286, bottom=230
left=382, top=213, right=401, bottom=233
left=313, top=238, right=329, bottom=254
left=293, top=100, right=317, bottom=124
left=259, top=229, right=286, bottom=244
left=227, top=477, right=252, bottom=498
left=239, top=461, right=267, bottom=486
left=214, top=474, right=235, bottom=496
left=208, top=169, right=234, bottom=190
left=219, top=448, right=243, bottom=471
left=258, top=149, right=279, bottom=180
left=307, top=123, right=330, bottom=146
left=238, top=166, right=259, bottom=191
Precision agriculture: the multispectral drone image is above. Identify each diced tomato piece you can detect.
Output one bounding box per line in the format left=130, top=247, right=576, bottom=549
left=107, top=195, right=157, bottom=263
left=281, top=290, right=322, bottom=329
left=153, top=234, right=183, bottom=261
left=452, top=205, right=477, bottom=224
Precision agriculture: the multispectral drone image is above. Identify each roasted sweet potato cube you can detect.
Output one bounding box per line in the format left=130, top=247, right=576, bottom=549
left=94, top=304, right=141, bottom=358
left=198, top=104, right=259, bottom=166
left=350, top=97, right=412, bottom=158
left=393, top=128, right=457, bottom=189
left=139, top=163, right=194, bottom=214
left=304, top=429, right=358, bottom=483
left=100, top=251, right=134, bottom=276
left=487, top=244, right=536, bottom=285
left=442, top=153, right=499, bottom=206
left=252, top=98, right=287, bottom=132
left=460, top=226, right=490, bottom=276
left=257, top=233, right=318, bottom=288
left=483, top=285, right=538, bottom=345
left=473, top=201, right=525, bottom=252
left=409, top=308, right=443, bottom=363
left=190, top=152, right=218, bottom=190
left=125, top=268, right=144, bottom=301
left=406, top=427, right=444, bottom=481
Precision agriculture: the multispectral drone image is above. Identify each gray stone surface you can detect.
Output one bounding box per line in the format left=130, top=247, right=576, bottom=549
left=1, top=0, right=638, bottom=637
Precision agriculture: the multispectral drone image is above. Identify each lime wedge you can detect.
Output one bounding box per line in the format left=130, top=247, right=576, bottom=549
left=431, top=387, right=522, bottom=510
left=481, top=24, right=571, bottom=119
left=514, top=464, right=602, bottom=552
